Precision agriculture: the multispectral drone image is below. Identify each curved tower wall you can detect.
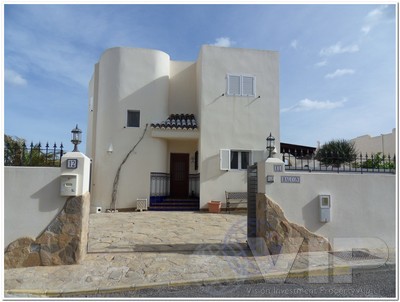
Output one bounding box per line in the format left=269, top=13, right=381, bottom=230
left=90, top=47, right=170, bottom=210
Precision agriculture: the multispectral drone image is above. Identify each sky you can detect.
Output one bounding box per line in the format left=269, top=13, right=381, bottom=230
left=2, top=3, right=398, bottom=153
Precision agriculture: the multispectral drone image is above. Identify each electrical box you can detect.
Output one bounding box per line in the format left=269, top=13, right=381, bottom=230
left=60, top=175, right=78, bottom=196
left=319, top=195, right=331, bottom=223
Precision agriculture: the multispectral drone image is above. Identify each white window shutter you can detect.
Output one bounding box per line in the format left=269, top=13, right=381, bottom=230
left=251, top=150, right=265, bottom=164
left=227, top=75, right=241, bottom=96
left=242, top=76, right=255, bottom=96
left=220, top=149, right=231, bottom=171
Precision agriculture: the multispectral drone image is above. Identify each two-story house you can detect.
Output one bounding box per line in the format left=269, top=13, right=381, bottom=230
left=86, top=45, right=279, bottom=212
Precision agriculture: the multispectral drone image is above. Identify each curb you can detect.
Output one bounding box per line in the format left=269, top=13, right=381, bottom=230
left=5, top=264, right=362, bottom=297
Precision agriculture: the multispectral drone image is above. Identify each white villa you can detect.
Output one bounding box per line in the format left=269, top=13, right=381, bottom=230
left=87, top=45, right=279, bottom=212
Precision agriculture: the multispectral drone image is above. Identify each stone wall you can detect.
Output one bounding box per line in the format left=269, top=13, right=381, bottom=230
left=256, top=193, right=331, bottom=255
left=4, top=193, right=90, bottom=269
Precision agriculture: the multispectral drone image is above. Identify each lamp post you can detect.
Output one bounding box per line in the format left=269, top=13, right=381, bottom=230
left=71, top=124, right=82, bottom=152
left=266, top=132, right=275, bottom=158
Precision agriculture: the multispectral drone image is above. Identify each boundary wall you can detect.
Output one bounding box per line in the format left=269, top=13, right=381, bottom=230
left=258, top=158, right=396, bottom=250
left=4, top=167, right=66, bottom=247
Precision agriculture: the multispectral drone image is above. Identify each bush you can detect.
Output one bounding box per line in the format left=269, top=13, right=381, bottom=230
left=358, top=152, right=395, bottom=170
left=315, top=139, right=357, bottom=167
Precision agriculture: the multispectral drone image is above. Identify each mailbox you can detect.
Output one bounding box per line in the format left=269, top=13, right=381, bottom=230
left=319, top=195, right=331, bottom=223
left=60, top=174, right=78, bottom=196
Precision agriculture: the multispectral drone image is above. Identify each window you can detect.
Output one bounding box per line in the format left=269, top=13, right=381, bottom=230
left=231, top=151, right=250, bottom=170
left=127, top=110, right=140, bottom=127
left=220, top=149, right=265, bottom=171
left=227, top=74, right=256, bottom=97
left=220, top=149, right=252, bottom=170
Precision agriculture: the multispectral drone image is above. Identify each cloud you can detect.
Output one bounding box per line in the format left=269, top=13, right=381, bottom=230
left=319, top=42, right=359, bottom=56
left=361, top=26, right=371, bottom=35
left=281, top=98, right=347, bottom=113
left=325, top=69, right=355, bottom=79
left=211, top=37, right=234, bottom=47
left=5, top=69, right=27, bottom=86
left=361, top=5, right=393, bottom=35
left=290, top=39, right=298, bottom=49
left=315, top=60, right=327, bottom=67
left=366, top=4, right=388, bottom=19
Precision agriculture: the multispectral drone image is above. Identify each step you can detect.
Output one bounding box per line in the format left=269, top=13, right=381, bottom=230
left=149, top=206, right=199, bottom=211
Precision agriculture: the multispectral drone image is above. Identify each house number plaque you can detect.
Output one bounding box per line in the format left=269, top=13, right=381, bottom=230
left=66, top=159, right=78, bottom=169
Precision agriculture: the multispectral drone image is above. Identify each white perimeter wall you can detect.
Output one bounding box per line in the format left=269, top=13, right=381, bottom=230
left=4, top=167, right=67, bottom=247
left=258, top=160, right=396, bottom=249
left=350, top=128, right=396, bottom=156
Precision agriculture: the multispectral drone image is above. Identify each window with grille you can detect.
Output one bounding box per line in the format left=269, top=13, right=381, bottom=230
left=226, top=74, right=256, bottom=97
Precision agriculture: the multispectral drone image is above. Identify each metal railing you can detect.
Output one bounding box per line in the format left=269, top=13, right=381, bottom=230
left=4, top=142, right=64, bottom=167
left=281, top=149, right=396, bottom=174
left=150, top=172, right=170, bottom=197
left=189, top=173, right=200, bottom=197
left=150, top=172, right=200, bottom=197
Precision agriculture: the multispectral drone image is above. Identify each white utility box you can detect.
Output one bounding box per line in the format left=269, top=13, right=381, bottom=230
left=60, top=174, right=78, bottom=196
left=136, top=198, right=148, bottom=211
left=319, top=195, right=331, bottom=223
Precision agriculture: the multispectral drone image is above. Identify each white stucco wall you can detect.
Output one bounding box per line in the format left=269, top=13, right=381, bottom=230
left=258, top=160, right=396, bottom=249
left=87, top=47, right=171, bottom=211
left=198, top=46, right=280, bottom=208
left=4, top=167, right=67, bottom=247
left=350, top=128, right=396, bottom=156
left=169, top=61, right=197, bottom=115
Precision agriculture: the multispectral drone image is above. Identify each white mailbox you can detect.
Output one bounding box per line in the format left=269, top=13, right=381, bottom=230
left=319, top=195, right=331, bottom=223
left=60, top=174, right=78, bottom=196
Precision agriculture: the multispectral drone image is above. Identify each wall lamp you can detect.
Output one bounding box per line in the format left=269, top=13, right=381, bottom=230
left=71, top=124, right=82, bottom=152
left=107, top=144, right=113, bottom=154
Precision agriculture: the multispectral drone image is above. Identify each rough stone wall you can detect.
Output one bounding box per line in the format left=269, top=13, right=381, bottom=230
left=4, top=193, right=90, bottom=269
left=256, top=193, right=331, bottom=255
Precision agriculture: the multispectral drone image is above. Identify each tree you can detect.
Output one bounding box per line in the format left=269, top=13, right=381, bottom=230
left=315, top=139, right=357, bottom=168
left=4, top=135, right=62, bottom=166
left=4, top=135, right=25, bottom=166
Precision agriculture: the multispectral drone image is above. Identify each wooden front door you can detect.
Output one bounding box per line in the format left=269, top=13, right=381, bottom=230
left=170, top=153, right=189, bottom=198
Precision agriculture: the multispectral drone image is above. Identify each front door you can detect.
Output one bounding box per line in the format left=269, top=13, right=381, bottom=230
left=170, top=153, right=189, bottom=198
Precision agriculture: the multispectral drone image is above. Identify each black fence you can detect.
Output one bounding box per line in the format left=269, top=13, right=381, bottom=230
left=4, top=142, right=64, bottom=167
left=281, top=149, right=396, bottom=174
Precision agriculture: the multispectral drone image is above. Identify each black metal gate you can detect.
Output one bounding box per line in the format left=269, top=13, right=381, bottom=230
left=247, top=164, right=258, bottom=239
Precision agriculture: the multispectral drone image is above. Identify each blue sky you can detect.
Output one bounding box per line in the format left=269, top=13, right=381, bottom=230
left=3, top=3, right=398, bottom=152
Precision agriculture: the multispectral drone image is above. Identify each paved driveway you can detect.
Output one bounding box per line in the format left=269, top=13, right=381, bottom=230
left=88, top=211, right=248, bottom=253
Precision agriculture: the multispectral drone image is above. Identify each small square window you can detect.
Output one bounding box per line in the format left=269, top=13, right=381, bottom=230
left=127, top=110, right=140, bottom=127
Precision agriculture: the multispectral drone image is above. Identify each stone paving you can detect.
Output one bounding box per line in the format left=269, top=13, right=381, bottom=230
left=4, top=211, right=396, bottom=297
left=88, top=211, right=247, bottom=253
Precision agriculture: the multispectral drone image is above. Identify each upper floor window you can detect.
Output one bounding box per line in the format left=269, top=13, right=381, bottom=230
left=227, top=74, right=256, bottom=97
left=127, top=110, right=140, bottom=127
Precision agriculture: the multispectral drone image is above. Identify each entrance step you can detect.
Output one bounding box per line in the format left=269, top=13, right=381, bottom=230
left=149, top=199, right=199, bottom=211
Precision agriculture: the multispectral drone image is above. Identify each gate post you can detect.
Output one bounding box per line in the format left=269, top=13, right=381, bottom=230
left=247, top=164, right=258, bottom=241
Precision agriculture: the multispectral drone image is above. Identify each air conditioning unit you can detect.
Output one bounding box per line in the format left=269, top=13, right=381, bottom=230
left=136, top=198, right=148, bottom=212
